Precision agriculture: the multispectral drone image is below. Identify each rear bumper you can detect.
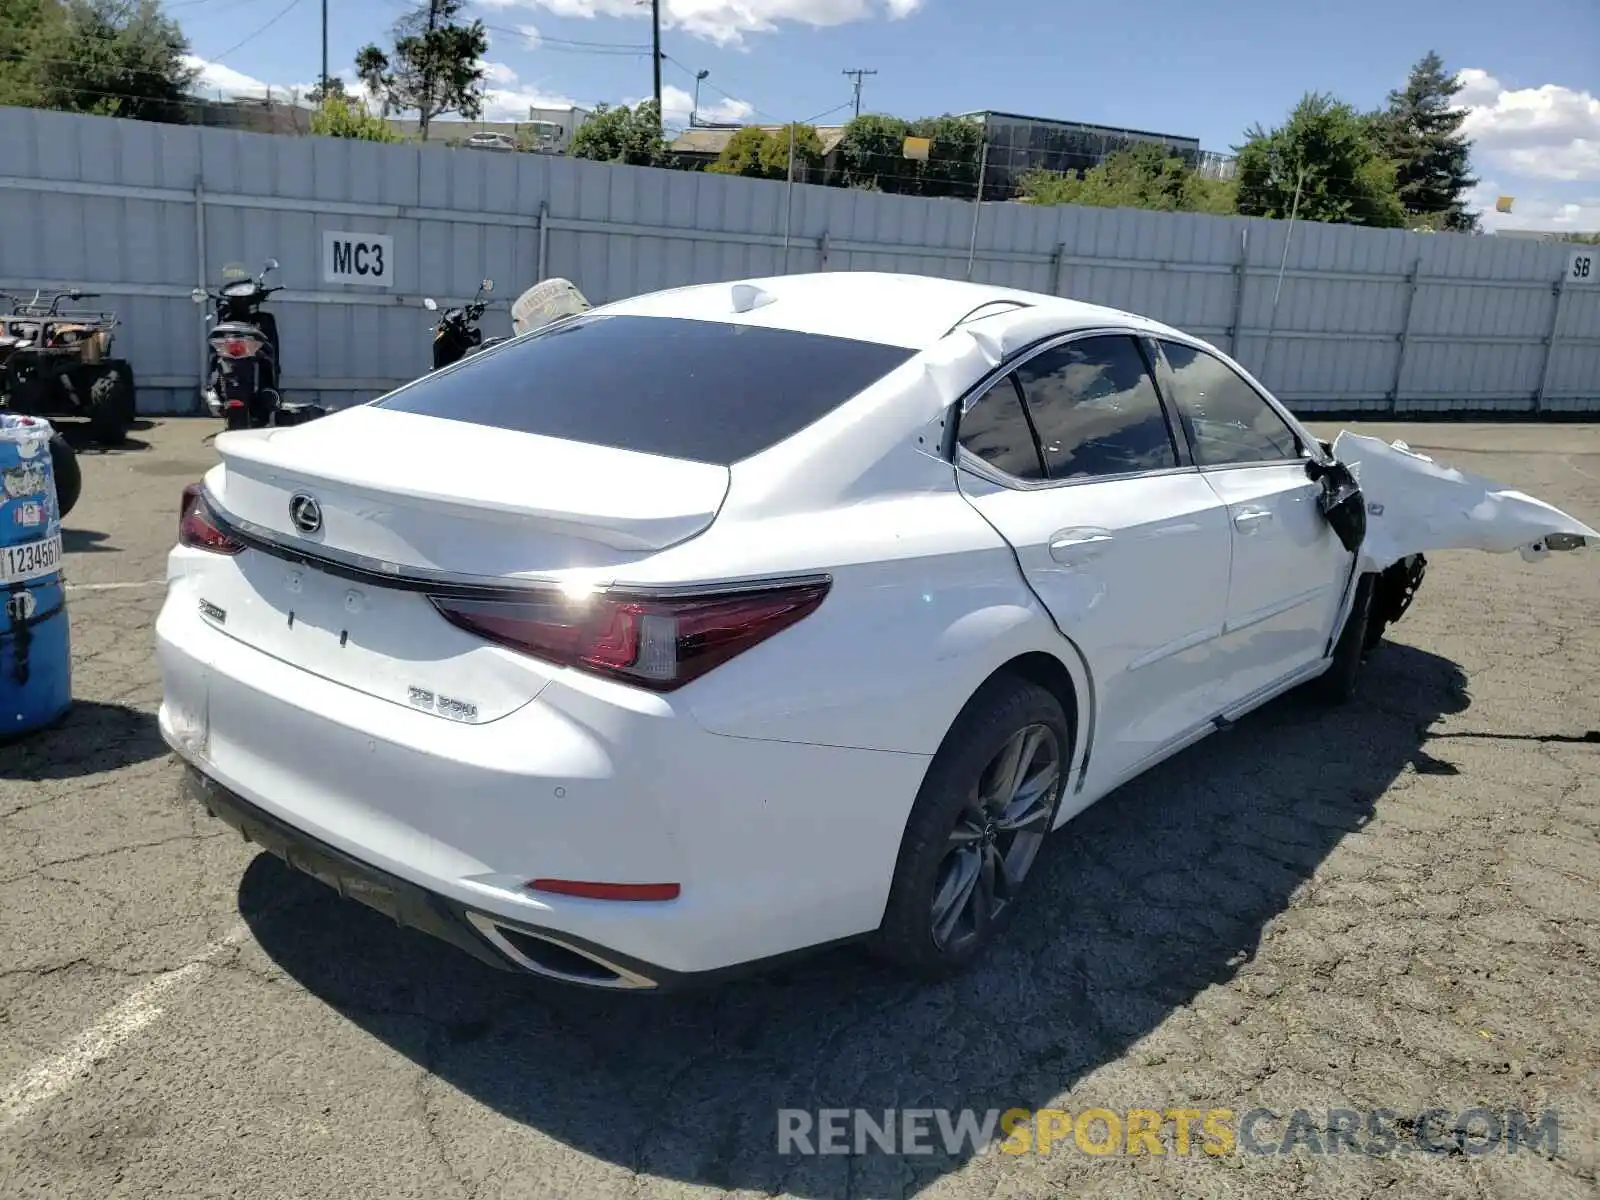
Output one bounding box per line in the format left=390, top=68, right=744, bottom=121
left=182, top=764, right=809, bottom=990
left=156, top=568, right=930, bottom=986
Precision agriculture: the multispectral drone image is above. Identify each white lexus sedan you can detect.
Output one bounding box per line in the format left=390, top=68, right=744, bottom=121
left=157, top=271, right=1596, bottom=990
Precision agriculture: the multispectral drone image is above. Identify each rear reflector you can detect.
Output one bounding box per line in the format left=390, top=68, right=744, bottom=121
left=429, top=579, right=829, bottom=692
left=179, top=483, right=245, bottom=555
left=528, top=879, right=681, bottom=902
left=214, top=337, right=263, bottom=359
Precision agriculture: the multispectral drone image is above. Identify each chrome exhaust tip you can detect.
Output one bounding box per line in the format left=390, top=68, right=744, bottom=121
left=464, top=913, right=657, bottom=989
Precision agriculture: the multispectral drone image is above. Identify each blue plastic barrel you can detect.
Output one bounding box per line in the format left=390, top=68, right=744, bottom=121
left=0, top=414, right=71, bottom=738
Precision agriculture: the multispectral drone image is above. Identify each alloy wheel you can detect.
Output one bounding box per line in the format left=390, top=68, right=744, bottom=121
left=929, top=722, right=1061, bottom=953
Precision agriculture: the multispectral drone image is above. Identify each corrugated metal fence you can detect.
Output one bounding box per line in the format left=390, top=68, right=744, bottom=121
left=2, top=105, right=1597, bottom=416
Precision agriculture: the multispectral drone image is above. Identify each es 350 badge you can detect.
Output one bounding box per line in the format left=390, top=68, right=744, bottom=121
left=3, top=464, right=47, bottom=499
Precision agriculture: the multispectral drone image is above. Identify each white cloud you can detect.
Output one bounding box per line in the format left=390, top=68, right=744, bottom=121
left=184, top=57, right=277, bottom=101
left=480, top=85, right=582, bottom=120
left=625, top=83, right=752, bottom=128
left=519, top=23, right=542, bottom=47
left=1470, top=180, right=1600, bottom=234
left=479, top=60, right=520, bottom=85
left=1456, top=69, right=1600, bottom=182
left=652, top=82, right=752, bottom=125
left=485, top=0, right=915, bottom=45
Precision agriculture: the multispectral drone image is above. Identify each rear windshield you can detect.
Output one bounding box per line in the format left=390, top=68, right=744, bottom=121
left=375, top=313, right=917, bottom=465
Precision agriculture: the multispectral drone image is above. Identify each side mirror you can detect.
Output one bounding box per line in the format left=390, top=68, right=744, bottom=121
left=191, top=287, right=206, bottom=304
left=423, top=298, right=438, bottom=311
left=481, top=279, right=494, bottom=293
left=264, top=258, right=279, bottom=272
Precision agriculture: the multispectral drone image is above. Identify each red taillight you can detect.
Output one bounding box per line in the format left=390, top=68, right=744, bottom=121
left=214, top=336, right=262, bottom=359
left=527, top=880, right=681, bottom=902
left=179, top=483, right=244, bottom=555
left=428, top=580, right=829, bottom=692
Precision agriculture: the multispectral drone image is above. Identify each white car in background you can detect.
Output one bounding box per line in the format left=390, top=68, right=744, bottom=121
left=464, top=131, right=515, bottom=152
left=156, top=272, right=1597, bottom=990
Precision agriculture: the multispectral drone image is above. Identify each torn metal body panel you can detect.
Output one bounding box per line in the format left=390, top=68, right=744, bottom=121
left=1330, top=432, right=1599, bottom=574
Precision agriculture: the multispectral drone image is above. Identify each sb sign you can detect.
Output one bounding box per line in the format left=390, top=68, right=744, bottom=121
left=1568, top=248, right=1595, bottom=286
left=322, top=230, right=394, bottom=288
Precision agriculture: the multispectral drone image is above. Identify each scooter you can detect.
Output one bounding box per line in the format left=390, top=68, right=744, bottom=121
left=192, top=259, right=282, bottom=431
left=420, top=277, right=593, bottom=374
left=423, top=279, right=496, bottom=369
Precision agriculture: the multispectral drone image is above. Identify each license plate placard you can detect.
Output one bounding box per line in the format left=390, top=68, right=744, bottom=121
left=0, top=534, right=62, bottom=585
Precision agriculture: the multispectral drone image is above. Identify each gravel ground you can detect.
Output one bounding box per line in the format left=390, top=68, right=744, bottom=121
left=0, top=418, right=1596, bottom=1200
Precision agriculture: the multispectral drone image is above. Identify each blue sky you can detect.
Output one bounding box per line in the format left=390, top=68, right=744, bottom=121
left=180, top=0, right=1600, bottom=231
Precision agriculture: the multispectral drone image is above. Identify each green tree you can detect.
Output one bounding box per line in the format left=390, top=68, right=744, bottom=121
left=707, top=125, right=773, bottom=177
left=836, top=113, right=913, bottom=192
left=759, top=123, right=823, bottom=179
left=568, top=100, right=670, bottom=167
left=307, top=74, right=345, bottom=105
left=1371, top=52, right=1479, bottom=232
left=906, top=114, right=982, bottom=197
left=37, top=0, right=198, bottom=123
left=1234, top=92, right=1407, bottom=228
left=355, top=0, right=486, bottom=142
left=1020, top=143, right=1236, bottom=214
left=0, top=0, right=65, bottom=107
left=835, top=112, right=983, bottom=196
left=309, top=93, right=398, bottom=141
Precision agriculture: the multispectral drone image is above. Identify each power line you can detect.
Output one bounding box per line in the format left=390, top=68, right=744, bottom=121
left=209, top=0, right=304, bottom=63
left=841, top=67, right=875, bottom=119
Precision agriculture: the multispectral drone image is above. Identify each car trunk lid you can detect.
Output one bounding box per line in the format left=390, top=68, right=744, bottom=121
left=187, top=405, right=731, bottom=718
left=211, top=405, right=731, bottom=571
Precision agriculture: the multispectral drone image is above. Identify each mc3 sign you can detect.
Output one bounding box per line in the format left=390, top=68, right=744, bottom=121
left=322, top=231, right=395, bottom=288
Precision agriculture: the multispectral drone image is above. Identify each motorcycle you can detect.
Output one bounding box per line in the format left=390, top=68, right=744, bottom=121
left=423, top=278, right=496, bottom=369
left=192, top=259, right=282, bottom=431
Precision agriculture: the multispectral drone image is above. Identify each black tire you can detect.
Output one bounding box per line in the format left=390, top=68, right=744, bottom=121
left=47, top=433, right=81, bottom=520
left=86, top=368, right=129, bottom=445
left=1310, top=572, right=1376, bottom=706
left=111, top=361, right=137, bottom=427
left=873, top=674, right=1071, bottom=978
left=224, top=405, right=250, bottom=432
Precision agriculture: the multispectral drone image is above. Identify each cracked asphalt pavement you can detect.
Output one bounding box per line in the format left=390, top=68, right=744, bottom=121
left=1, top=418, right=1597, bottom=1199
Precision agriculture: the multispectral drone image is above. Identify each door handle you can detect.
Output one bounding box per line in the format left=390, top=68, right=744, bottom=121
left=1049, top=528, right=1114, bottom=564
left=1233, top=506, right=1274, bottom=534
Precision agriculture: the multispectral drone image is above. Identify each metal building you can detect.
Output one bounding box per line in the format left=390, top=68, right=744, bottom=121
left=958, top=111, right=1204, bottom=197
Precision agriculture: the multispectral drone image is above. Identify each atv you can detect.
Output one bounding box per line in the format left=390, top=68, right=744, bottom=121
left=0, top=288, right=136, bottom=445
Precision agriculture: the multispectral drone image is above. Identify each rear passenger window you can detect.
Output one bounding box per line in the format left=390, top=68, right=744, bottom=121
left=1012, top=336, right=1178, bottom=480
left=958, top=376, right=1045, bottom=480
left=1158, top=342, right=1302, bottom=466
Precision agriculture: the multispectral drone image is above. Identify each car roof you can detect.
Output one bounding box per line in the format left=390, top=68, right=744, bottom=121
left=594, top=271, right=1185, bottom=350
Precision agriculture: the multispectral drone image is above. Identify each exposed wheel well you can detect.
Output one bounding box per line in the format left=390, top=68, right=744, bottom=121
left=989, top=652, right=1080, bottom=749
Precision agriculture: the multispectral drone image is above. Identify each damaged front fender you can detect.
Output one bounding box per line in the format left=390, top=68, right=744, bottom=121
left=1330, top=432, right=1600, bottom=574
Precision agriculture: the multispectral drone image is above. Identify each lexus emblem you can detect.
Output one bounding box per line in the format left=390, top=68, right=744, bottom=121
left=288, top=492, right=323, bottom=535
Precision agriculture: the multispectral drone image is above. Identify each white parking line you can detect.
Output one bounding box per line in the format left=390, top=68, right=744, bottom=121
left=0, top=924, right=250, bottom=1135
left=64, top=581, right=165, bottom=592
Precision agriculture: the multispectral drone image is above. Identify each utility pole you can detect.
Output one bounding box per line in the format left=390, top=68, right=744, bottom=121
left=841, top=68, right=876, bottom=120
left=651, top=0, right=662, bottom=128
left=320, top=0, right=328, bottom=101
